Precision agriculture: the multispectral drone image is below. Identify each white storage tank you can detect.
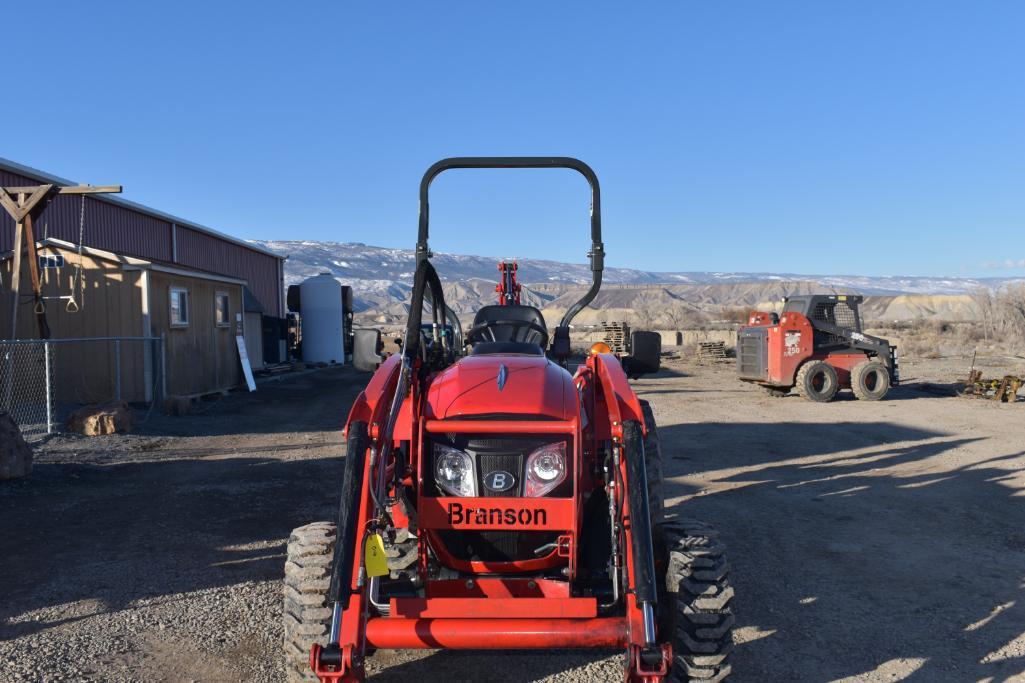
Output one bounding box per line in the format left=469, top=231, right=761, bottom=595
left=300, top=273, right=345, bottom=363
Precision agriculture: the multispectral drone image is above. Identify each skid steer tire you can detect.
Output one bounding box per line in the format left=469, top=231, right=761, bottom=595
left=661, top=518, right=735, bottom=683
left=640, top=399, right=664, bottom=526
left=283, top=521, right=336, bottom=683
left=795, top=360, right=839, bottom=403
left=851, top=360, right=890, bottom=401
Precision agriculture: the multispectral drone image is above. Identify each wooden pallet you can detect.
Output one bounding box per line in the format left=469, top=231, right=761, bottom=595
left=696, top=341, right=729, bottom=362
left=600, top=321, right=630, bottom=354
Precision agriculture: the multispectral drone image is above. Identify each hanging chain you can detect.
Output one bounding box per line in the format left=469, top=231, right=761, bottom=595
left=77, top=194, right=86, bottom=246
left=65, top=195, right=87, bottom=313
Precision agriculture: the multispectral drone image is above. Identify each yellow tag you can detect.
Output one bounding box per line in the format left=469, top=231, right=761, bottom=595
left=364, top=533, right=389, bottom=578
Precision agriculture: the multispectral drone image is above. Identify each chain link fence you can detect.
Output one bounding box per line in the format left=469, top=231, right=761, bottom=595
left=1, top=341, right=53, bottom=439
left=1, top=337, right=164, bottom=440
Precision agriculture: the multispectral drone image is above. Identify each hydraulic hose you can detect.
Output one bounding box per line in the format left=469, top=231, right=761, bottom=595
left=402, top=259, right=447, bottom=365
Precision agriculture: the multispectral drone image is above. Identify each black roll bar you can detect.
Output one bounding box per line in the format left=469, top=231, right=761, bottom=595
left=416, top=157, right=604, bottom=330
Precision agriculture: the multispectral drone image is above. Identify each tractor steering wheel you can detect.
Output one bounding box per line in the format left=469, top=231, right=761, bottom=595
left=465, top=319, right=550, bottom=349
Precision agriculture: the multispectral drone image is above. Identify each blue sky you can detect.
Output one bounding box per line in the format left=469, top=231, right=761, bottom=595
left=3, top=2, right=1023, bottom=278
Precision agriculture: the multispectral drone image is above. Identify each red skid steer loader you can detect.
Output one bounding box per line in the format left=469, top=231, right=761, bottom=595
left=737, top=294, right=899, bottom=402
left=283, top=158, right=735, bottom=682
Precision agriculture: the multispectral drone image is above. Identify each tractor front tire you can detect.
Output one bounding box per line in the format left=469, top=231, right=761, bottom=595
left=662, top=518, right=734, bottom=682
left=851, top=361, right=890, bottom=401
left=640, top=399, right=664, bottom=525
left=795, top=360, right=839, bottom=402
left=283, top=521, right=336, bottom=683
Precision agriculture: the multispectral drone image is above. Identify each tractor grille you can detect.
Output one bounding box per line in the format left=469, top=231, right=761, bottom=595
left=737, top=328, right=767, bottom=379
left=429, top=435, right=569, bottom=565
left=478, top=453, right=523, bottom=497
left=429, top=435, right=571, bottom=498
left=437, top=530, right=560, bottom=563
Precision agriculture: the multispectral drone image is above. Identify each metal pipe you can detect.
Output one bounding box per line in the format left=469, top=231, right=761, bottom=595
left=44, top=341, right=52, bottom=434
left=364, top=617, right=629, bottom=650
left=413, top=157, right=603, bottom=331
left=368, top=576, right=390, bottom=616
left=0, top=336, right=161, bottom=344
left=159, top=335, right=167, bottom=401
left=328, top=602, right=342, bottom=644
left=424, top=420, right=575, bottom=435
left=114, top=339, right=121, bottom=401
left=642, top=603, right=657, bottom=648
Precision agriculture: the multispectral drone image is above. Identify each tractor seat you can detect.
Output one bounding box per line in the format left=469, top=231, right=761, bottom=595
left=469, top=304, right=548, bottom=355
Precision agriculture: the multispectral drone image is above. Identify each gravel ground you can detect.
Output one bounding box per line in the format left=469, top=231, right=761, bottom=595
left=2, top=356, right=1024, bottom=682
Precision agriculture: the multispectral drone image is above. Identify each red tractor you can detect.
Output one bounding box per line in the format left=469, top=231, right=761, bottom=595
left=737, top=294, right=899, bottom=402
left=283, top=158, right=735, bottom=682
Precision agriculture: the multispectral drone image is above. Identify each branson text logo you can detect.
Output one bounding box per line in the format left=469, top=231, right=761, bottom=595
left=446, top=502, right=547, bottom=526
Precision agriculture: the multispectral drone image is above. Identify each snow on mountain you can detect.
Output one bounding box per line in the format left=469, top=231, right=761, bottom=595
left=250, top=240, right=1022, bottom=318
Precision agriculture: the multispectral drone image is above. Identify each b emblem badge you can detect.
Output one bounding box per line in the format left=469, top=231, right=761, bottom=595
left=483, top=470, right=516, bottom=493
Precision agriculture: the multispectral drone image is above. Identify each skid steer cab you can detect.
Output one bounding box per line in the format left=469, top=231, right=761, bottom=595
left=737, top=294, right=899, bottom=402
left=284, top=158, right=735, bottom=683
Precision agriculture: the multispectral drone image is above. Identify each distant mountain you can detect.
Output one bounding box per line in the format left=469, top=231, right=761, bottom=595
left=250, top=240, right=1022, bottom=325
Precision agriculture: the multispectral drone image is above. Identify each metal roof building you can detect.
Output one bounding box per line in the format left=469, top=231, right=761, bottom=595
left=0, top=157, right=285, bottom=317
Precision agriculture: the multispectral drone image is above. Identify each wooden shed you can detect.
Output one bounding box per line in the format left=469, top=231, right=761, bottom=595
left=1, top=238, right=246, bottom=402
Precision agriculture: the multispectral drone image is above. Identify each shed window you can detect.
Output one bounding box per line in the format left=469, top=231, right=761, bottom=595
left=215, top=292, right=230, bottom=327
left=170, top=287, right=189, bottom=327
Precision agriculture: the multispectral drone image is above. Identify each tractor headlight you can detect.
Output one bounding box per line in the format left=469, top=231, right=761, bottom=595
left=525, top=442, right=567, bottom=497
left=434, top=445, right=476, bottom=497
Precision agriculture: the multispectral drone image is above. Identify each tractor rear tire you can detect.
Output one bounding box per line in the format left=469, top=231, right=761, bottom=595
left=640, top=399, right=664, bottom=525
left=851, top=361, right=890, bottom=401
left=795, top=361, right=839, bottom=403
left=661, top=518, right=734, bottom=682
left=283, top=521, right=336, bottom=683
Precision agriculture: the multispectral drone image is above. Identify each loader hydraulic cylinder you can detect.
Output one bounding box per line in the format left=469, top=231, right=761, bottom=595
left=328, top=422, right=370, bottom=609
left=623, top=420, right=659, bottom=647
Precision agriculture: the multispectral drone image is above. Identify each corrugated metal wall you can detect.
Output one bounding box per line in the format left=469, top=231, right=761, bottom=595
left=176, top=226, right=281, bottom=317
left=1, top=166, right=281, bottom=316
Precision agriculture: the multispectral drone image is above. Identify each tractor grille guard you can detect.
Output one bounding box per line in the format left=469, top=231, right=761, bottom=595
left=427, top=433, right=572, bottom=564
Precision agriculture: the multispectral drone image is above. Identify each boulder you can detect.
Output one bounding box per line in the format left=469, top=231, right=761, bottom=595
left=67, top=401, right=134, bottom=436
left=0, top=411, right=33, bottom=479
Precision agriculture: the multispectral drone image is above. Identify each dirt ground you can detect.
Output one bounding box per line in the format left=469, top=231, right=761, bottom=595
left=2, top=353, right=1025, bottom=682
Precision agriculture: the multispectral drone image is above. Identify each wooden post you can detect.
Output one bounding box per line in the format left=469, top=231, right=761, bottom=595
left=8, top=218, right=22, bottom=338
left=22, top=211, right=50, bottom=338
left=1, top=183, right=121, bottom=339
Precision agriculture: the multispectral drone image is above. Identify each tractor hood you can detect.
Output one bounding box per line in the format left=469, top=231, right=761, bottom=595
left=426, top=354, right=575, bottom=421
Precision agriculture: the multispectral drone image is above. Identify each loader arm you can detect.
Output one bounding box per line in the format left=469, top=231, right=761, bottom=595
left=809, top=320, right=899, bottom=382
